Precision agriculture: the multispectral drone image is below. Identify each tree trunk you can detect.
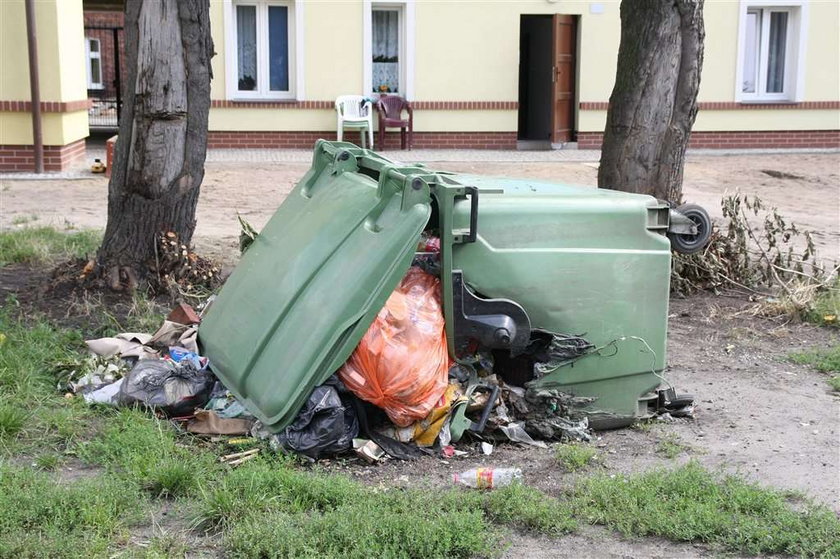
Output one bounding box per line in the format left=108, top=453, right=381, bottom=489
left=598, top=0, right=704, bottom=203
left=97, top=0, right=213, bottom=290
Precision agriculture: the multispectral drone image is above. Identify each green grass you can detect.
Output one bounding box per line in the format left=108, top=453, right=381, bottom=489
left=789, top=344, right=840, bottom=373
left=0, top=226, right=101, bottom=266
left=0, top=465, right=145, bottom=558
left=554, top=443, right=598, bottom=472
left=77, top=408, right=215, bottom=499
left=656, top=433, right=689, bottom=459
left=788, top=344, right=840, bottom=391
left=572, top=462, right=840, bottom=557
left=0, top=403, right=27, bottom=438
left=805, top=282, right=840, bottom=328
left=203, top=461, right=575, bottom=558
left=1, top=232, right=838, bottom=559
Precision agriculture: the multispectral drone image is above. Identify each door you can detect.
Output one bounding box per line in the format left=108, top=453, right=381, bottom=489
left=551, top=15, right=577, bottom=143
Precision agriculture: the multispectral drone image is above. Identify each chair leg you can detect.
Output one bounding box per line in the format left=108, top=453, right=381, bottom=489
left=400, top=128, right=406, bottom=150
left=337, top=123, right=343, bottom=142
left=379, top=126, right=385, bottom=150
left=359, top=129, right=365, bottom=149
left=408, top=127, right=413, bottom=151
left=368, top=125, right=374, bottom=150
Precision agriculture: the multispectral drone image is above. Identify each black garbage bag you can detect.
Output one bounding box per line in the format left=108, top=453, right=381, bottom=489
left=118, top=359, right=215, bottom=416
left=275, top=385, right=359, bottom=459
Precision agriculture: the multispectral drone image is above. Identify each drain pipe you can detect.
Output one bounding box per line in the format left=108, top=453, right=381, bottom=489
left=24, top=0, right=44, bottom=173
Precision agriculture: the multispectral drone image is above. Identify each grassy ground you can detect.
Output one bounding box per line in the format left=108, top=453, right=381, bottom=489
left=1, top=227, right=839, bottom=558
left=789, top=344, right=840, bottom=391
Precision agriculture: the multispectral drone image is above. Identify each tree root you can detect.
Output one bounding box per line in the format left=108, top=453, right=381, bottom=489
left=107, top=265, right=140, bottom=292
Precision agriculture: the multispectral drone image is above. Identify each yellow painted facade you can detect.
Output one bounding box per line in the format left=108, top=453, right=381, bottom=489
left=2, top=0, right=837, bottom=149
left=0, top=0, right=88, bottom=147
left=207, top=0, right=839, bottom=136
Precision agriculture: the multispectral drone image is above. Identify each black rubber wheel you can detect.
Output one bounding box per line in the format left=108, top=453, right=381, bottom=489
left=669, top=203, right=712, bottom=254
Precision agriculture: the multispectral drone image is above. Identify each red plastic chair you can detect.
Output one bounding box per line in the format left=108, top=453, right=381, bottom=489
left=376, top=95, right=413, bottom=150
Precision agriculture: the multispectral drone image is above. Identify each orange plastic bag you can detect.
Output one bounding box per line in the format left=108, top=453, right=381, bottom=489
left=339, top=267, right=450, bottom=427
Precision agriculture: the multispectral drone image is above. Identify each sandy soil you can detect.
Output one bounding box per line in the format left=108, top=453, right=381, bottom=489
left=1, top=152, right=838, bottom=557
left=2, top=153, right=838, bottom=262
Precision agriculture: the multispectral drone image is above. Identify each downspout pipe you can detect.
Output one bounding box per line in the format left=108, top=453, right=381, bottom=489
left=24, top=0, right=44, bottom=174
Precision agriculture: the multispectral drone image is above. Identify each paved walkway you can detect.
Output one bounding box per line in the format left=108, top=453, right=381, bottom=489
left=1, top=144, right=837, bottom=180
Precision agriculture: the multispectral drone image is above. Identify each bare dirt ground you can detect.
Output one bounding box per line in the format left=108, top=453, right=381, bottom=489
left=1, top=152, right=838, bottom=557
left=2, top=153, right=838, bottom=262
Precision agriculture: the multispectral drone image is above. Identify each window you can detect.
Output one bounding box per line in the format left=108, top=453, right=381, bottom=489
left=372, top=8, right=401, bottom=94
left=737, top=3, right=806, bottom=102
left=228, top=1, right=296, bottom=99
left=86, top=38, right=103, bottom=90
left=364, top=0, right=414, bottom=100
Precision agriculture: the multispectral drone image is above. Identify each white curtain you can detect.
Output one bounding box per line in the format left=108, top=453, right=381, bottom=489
left=372, top=10, right=399, bottom=61
left=237, top=6, right=258, bottom=90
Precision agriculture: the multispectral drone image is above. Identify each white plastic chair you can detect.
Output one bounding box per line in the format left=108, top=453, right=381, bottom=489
left=335, top=95, right=374, bottom=149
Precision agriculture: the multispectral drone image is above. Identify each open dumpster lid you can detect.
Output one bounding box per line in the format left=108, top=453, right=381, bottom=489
left=198, top=141, right=433, bottom=431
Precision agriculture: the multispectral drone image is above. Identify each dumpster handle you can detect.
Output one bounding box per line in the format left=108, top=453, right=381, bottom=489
left=464, top=186, right=479, bottom=243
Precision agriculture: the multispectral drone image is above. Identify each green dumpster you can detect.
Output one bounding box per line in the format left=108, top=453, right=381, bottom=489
left=198, top=140, right=683, bottom=431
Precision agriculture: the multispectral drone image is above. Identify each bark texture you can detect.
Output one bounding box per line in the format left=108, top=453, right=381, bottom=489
left=97, top=0, right=213, bottom=289
left=598, top=0, right=704, bottom=203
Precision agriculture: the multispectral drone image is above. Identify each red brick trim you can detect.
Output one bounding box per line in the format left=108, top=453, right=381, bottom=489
left=411, top=101, right=518, bottom=110
left=210, top=100, right=518, bottom=110
left=580, top=101, right=840, bottom=111
left=0, top=139, right=87, bottom=172
left=211, top=100, right=334, bottom=109
left=577, top=130, right=840, bottom=150
left=208, top=131, right=517, bottom=150
left=0, top=100, right=92, bottom=113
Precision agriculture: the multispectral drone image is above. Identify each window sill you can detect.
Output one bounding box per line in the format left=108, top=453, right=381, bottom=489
left=227, top=98, right=299, bottom=104
left=738, top=99, right=798, bottom=105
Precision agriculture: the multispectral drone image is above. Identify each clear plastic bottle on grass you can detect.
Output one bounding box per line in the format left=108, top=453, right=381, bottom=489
left=453, top=467, right=522, bottom=489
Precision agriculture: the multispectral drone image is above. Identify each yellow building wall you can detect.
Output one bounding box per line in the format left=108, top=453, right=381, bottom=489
left=804, top=1, right=840, bottom=100
left=0, top=0, right=88, bottom=146
left=207, top=1, right=840, bottom=134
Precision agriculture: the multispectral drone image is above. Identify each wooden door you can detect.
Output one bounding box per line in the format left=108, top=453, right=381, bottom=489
left=551, top=15, right=577, bottom=143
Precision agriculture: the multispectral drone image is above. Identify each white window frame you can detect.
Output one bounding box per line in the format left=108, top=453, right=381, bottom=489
left=364, top=0, right=415, bottom=100
left=85, top=37, right=103, bottom=90
left=735, top=0, right=808, bottom=103
left=223, top=0, right=305, bottom=101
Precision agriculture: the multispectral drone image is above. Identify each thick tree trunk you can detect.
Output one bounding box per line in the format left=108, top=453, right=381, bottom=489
left=97, top=0, right=213, bottom=290
left=598, top=0, right=704, bottom=203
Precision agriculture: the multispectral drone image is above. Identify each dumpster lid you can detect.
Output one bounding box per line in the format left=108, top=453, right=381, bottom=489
left=198, top=142, right=433, bottom=431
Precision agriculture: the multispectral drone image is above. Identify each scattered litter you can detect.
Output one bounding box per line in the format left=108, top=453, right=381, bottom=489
left=353, top=438, right=386, bottom=463
left=339, top=268, right=450, bottom=427
left=274, top=384, right=358, bottom=459
left=498, top=422, right=549, bottom=448
left=83, top=378, right=124, bottom=405
left=118, top=359, right=214, bottom=416
left=167, top=302, right=201, bottom=325
left=453, top=467, right=522, bottom=489
left=480, top=442, right=494, bottom=455
left=220, top=448, right=259, bottom=466
left=187, top=409, right=253, bottom=435
left=86, top=333, right=157, bottom=359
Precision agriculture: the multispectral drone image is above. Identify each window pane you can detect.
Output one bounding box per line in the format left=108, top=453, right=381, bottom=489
left=372, top=10, right=400, bottom=93
left=88, top=39, right=100, bottom=53
left=91, top=58, right=101, bottom=84
left=236, top=5, right=258, bottom=91
left=268, top=6, right=289, bottom=91
left=766, top=12, right=788, bottom=93
left=742, top=11, right=759, bottom=93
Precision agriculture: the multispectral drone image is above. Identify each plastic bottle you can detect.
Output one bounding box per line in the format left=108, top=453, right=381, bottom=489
left=453, top=467, right=522, bottom=489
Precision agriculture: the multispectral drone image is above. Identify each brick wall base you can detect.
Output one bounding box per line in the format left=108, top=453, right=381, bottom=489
left=208, top=131, right=518, bottom=150
left=578, top=130, right=840, bottom=150
left=0, top=139, right=86, bottom=172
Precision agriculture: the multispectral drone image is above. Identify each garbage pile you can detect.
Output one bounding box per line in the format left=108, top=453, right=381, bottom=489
left=63, top=236, right=688, bottom=470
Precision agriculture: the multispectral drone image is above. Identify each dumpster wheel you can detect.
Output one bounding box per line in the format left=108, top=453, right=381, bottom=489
left=668, top=203, right=712, bottom=255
